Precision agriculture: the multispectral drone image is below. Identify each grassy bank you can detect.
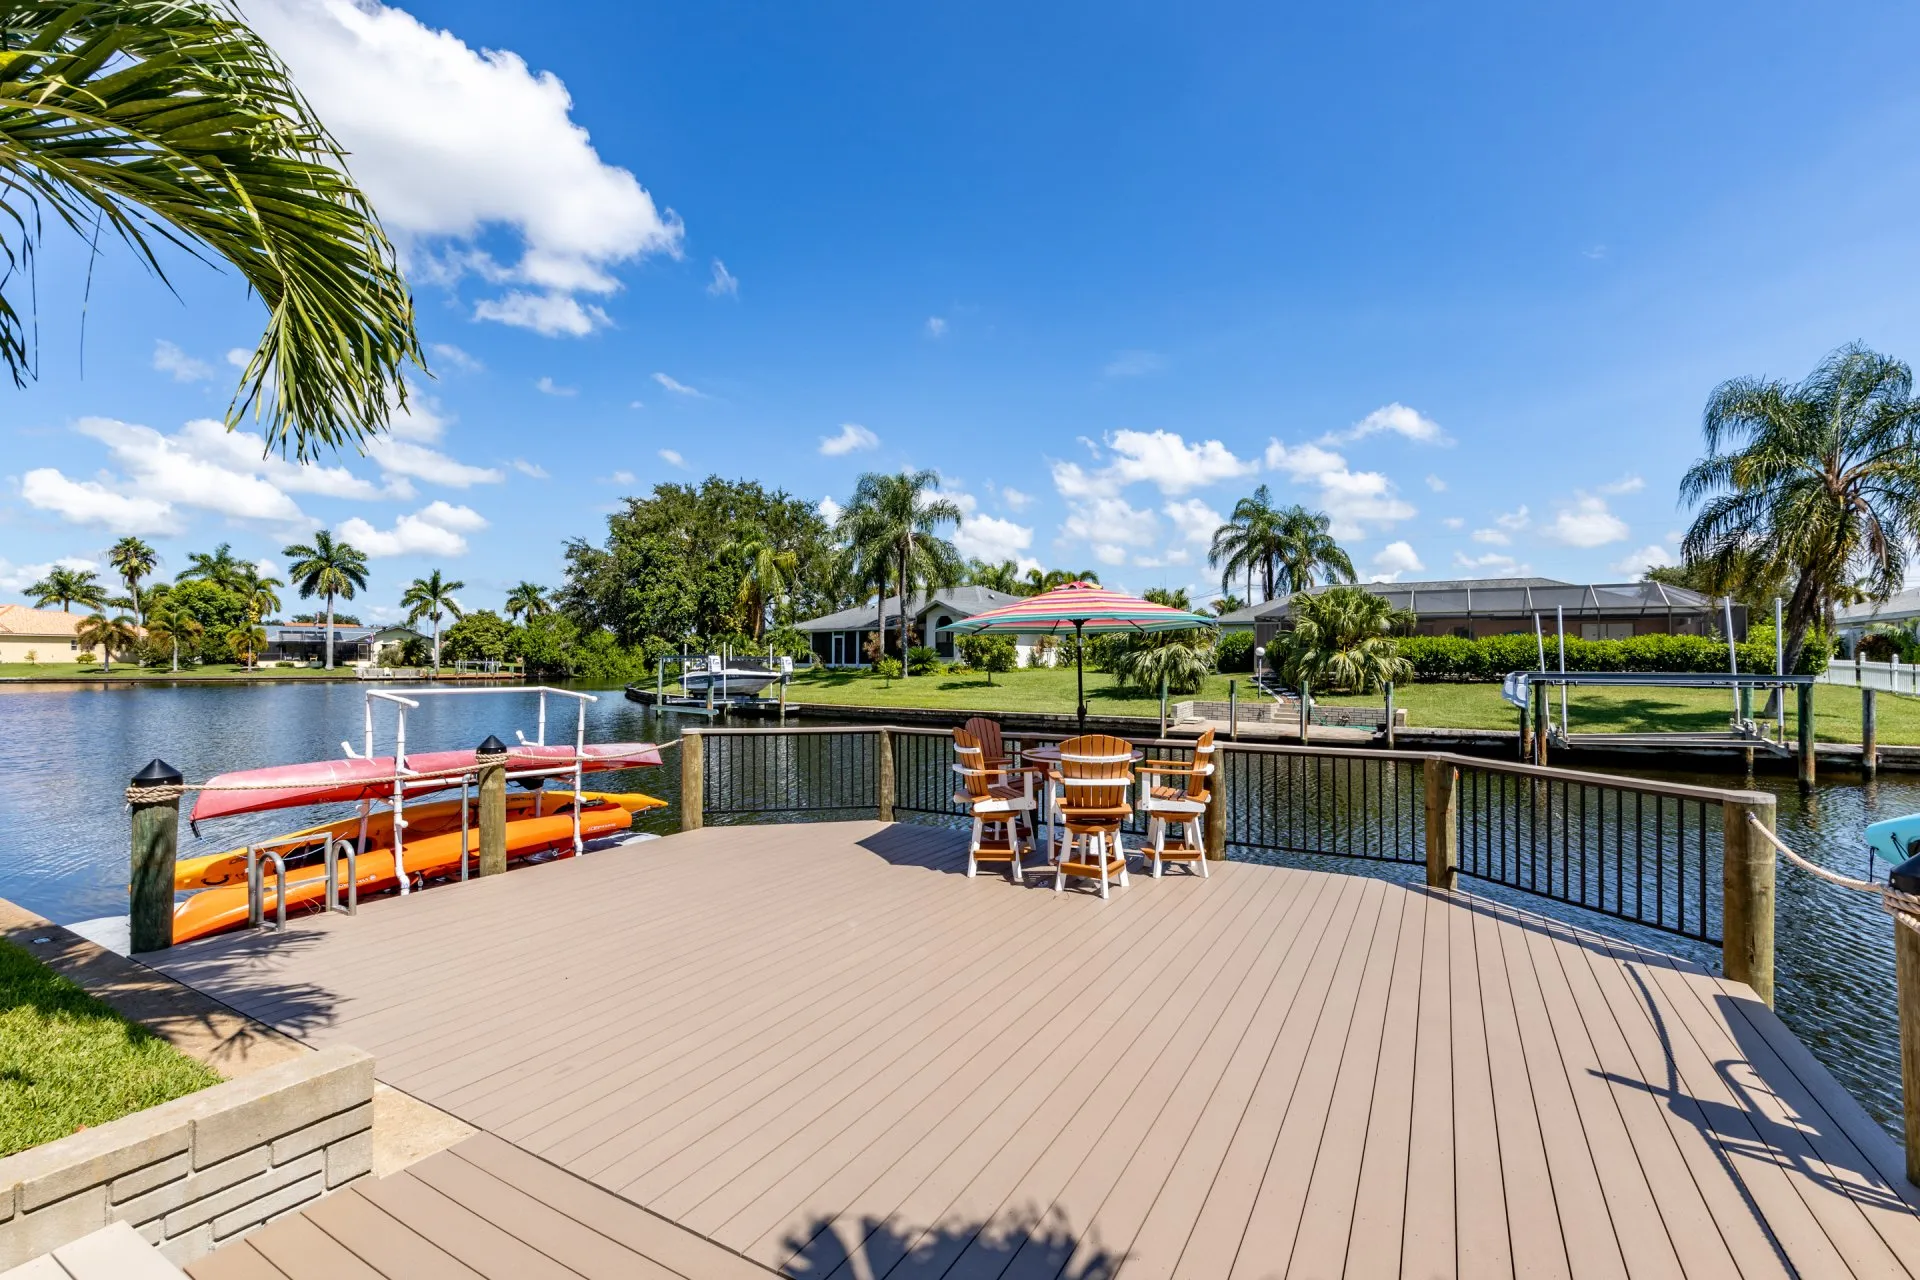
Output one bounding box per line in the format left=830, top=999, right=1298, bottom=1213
left=785, top=665, right=1242, bottom=718
left=0, top=662, right=352, bottom=681
left=0, top=940, right=220, bottom=1156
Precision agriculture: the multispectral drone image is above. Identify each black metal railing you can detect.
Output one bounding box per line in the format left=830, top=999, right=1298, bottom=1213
left=1224, top=746, right=1425, bottom=865
left=1455, top=761, right=1723, bottom=944
left=701, top=727, right=878, bottom=821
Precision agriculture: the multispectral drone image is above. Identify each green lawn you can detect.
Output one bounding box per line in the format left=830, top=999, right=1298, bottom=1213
left=0, top=941, right=220, bottom=1156
left=1316, top=681, right=1920, bottom=745
left=784, top=665, right=1248, bottom=718
left=0, top=663, right=349, bottom=680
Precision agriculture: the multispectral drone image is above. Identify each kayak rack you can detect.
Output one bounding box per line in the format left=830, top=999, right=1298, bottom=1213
left=245, top=834, right=361, bottom=933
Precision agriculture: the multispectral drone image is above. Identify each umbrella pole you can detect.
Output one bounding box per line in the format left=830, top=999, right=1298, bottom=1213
left=1075, top=620, right=1087, bottom=735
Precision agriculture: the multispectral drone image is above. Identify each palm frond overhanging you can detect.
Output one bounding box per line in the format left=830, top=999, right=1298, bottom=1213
left=0, top=0, right=422, bottom=459
left=1274, top=586, right=1412, bottom=694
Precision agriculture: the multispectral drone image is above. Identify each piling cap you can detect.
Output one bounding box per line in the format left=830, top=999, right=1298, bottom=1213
left=1892, top=853, right=1920, bottom=895
left=131, top=758, right=182, bottom=786
left=477, top=734, right=507, bottom=754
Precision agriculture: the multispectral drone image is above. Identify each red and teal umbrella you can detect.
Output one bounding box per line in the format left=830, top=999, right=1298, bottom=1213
left=944, top=580, right=1217, bottom=732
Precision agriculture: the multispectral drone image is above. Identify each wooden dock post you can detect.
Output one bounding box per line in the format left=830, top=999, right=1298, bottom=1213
left=1228, top=680, right=1238, bottom=741
left=1898, top=909, right=1920, bottom=1185
left=1423, top=756, right=1457, bottom=889
left=476, top=736, right=508, bottom=876
left=1158, top=675, right=1168, bottom=738
left=1864, top=687, right=1879, bottom=777
left=1721, top=792, right=1777, bottom=1006
left=1533, top=680, right=1550, bottom=766
left=876, top=727, right=895, bottom=822
left=681, top=730, right=704, bottom=831
left=1204, top=748, right=1228, bottom=861
left=1797, top=683, right=1816, bottom=789
left=1384, top=682, right=1396, bottom=751
left=128, top=759, right=183, bottom=952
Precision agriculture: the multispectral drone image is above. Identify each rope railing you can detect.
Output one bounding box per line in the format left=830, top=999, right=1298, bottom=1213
left=1745, top=812, right=1920, bottom=934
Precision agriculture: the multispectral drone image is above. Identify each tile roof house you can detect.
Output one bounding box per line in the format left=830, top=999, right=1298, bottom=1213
left=794, top=587, right=1057, bottom=665
left=0, top=604, right=89, bottom=664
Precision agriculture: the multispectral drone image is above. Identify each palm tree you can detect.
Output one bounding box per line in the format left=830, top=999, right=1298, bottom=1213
left=283, top=532, right=368, bottom=669
left=1681, top=343, right=1920, bottom=675
left=75, top=612, right=138, bottom=673
left=1211, top=594, right=1246, bottom=616
left=1272, top=506, right=1357, bottom=596
left=143, top=602, right=203, bottom=673
left=107, top=537, right=157, bottom=626
left=0, top=0, right=422, bottom=460
left=226, top=622, right=267, bottom=671
left=1274, top=586, right=1413, bottom=694
left=401, top=571, right=465, bottom=672
left=1143, top=586, right=1193, bottom=610
left=178, top=543, right=248, bottom=591
left=505, top=582, right=550, bottom=622
left=1022, top=567, right=1100, bottom=594
left=834, top=471, right=964, bottom=678
left=733, top=536, right=798, bottom=639
left=237, top=567, right=282, bottom=623
left=1210, top=486, right=1285, bottom=600
left=26, top=566, right=107, bottom=612
left=966, top=559, right=1024, bottom=595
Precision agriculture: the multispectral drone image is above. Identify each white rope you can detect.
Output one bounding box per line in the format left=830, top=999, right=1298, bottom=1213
left=1745, top=812, right=1920, bottom=935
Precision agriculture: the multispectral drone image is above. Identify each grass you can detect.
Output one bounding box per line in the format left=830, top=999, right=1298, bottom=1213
left=0, top=940, right=220, bottom=1157
left=784, top=665, right=1244, bottom=718
left=0, top=663, right=350, bottom=680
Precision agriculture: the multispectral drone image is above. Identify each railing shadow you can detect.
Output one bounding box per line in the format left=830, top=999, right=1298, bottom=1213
left=781, top=1204, right=1124, bottom=1278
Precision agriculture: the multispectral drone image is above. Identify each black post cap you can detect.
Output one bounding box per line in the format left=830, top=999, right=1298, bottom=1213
left=477, top=734, right=507, bottom=754
left=1891, top=853, right=1920, bottom=895
left=132, top=758, right=182, bottom=786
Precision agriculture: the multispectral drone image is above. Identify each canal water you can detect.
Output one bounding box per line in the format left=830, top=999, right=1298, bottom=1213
left=1, top=681, right=1911, bottom=1139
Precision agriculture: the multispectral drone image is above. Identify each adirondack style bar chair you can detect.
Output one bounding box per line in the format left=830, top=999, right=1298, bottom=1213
left=1137, top=727, right=1216, bottom=877
left=951, top=727, right=1038, bottom=880
left=1051, top=734, right=1134, bottom=898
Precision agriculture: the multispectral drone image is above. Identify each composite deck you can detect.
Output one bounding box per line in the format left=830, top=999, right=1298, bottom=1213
left=149, top=820, right=1920, bottom=1279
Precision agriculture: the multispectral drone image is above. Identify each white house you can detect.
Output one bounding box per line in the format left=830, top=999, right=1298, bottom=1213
left=794, top=587, right=1060, bottom=667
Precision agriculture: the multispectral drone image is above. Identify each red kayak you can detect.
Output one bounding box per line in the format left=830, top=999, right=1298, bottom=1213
left=190, top=742, right=664, bottom=823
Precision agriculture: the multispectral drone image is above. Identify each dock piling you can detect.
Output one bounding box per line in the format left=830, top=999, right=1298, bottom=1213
left=128, top=759, right=183, bottom=952
left=1203, top=749, right=1228, bottom=861
left=1722, top=792, right=1778, bottom=1006
left=1864, top=687, right=1879, bottom=777
left=681, top=730, right=704, bottom=831
left=1423, top=756, right=1457, bottom=889
left=1533, top=680, right=1550, bottom=766
left=476, top=736, right=507, bottom=876
left=876, top=727, right=895, bottom=822
left=1384, top=682, right=1396, bottom=751
left=1797, top=683, right=1817, bottom=789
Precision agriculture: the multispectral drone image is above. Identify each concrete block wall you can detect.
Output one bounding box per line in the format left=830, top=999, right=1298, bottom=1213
left=0, top=1046, right=372, bottom=1268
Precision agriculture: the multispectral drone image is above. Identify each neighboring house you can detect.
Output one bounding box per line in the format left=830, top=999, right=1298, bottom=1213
left=261, top=623, right=424, bottom=666
left=0, top=604, right=87, bottom=663
left=1217, top=577, right=1741, bottom=664
left=1834, top=589, right=1920, bottom=654
left=794, top=587, right=1056, bottom=666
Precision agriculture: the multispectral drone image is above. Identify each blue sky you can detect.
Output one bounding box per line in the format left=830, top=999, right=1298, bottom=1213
left=7, top=1, right=1920, bottom=620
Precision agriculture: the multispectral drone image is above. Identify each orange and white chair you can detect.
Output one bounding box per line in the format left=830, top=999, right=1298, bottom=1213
left=952, top=728, right=1038, bottom=880
left=1050, top=734, right=1134, bottom=898
left=1136, top=728, right=1216, bottom=878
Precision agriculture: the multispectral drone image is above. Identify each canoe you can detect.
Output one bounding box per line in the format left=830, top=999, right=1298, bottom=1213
left=172, top=806, right=636, bottom=944
left=173, top=790, right=666, bottom=891
left=189, top=743, right=664, bottom=824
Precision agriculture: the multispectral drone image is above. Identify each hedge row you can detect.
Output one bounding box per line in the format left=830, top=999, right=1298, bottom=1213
left=1395, top=631, right=1831, bottom=682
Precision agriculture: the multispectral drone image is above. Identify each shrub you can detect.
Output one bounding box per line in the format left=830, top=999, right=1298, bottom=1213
left=1394, top=629, right=1831, bottom=681
left=906, top=646, right=941, bottom=676
left=873, top=656, right=902, bottom=681
left=1026, top=635, right=1058, bottom=668
left=1085, top=633, right=1133, bottom=673
left=1115, top=640, right=1212, bottom=694
left=957, top=634, right=1017, bottom=683
left=1215, top=629, right=1255, bottom=673
left=763, top=626, right=813, bottom=662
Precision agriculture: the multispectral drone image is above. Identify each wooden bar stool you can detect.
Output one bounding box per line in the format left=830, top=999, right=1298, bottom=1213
left=1137, top=728, right=1216, bottom=877
left=1051, top=734, right=1134, bottom=899
left=951, top=728, right=1039, bottom=880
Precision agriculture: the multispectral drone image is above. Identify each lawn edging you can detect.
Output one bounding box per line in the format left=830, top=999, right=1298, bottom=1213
left=0, top=1044, right=373, bottom=1268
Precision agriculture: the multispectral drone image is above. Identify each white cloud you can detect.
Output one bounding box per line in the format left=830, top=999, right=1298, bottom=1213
left=817, top=496, right=843, bottom=524
left=0, top=556, right=98, bottom=595
left=1442, top=517, right=1465, bottom=530
left=628, top=400, right=644, bottom=410
left=534, top=376, right=576, bottom=397
left=1370, top=541, right=1424, bottom=582
left=21, top=469, right=181, bottom=535
left=1453, top=551, right=1530, bottom=577
left=153, top=340, right=213, bottom=383
left=706, top=259, right=738, bottom=297
left=510, top=459, right=548, bottom=479
left=1324, top=402, right=1451, bottom=446
left=364, top=437, right=504, bottom=488
left=1610, top=544, right=1673, bottom=576
left=73, top=418, right=307, bottom=523
left=1102, top=350, right=1166, bottom=378
left=225, top=347, right=252, bottom=370
left=246, top=0, right=681, bottom=337
left=1599, top=474, right=1646, bottom=495
left=1471, top=528, right=1510, bottom=546
left=954, top=513, right=1034, bottom=564
left=1163, top=498, right=1223, bottom=545
left=658, top=449, right=687, bottom=469
left=925, top=316, right=948, bottom=338
left=336, top=501, right=488, bottom=558
left=607, top=469, right=635, bottom=485
left=429, top=342, right=483, bottom=373
left=1001, top=486, right=1033, bottom=511
left=819, top=423, right=879, bottom=457
left=1544, top=494, right=1629, bottom=547
left=1425, top=474, right=1447, bottom=492
left=1495, top=505, right=1531, bottom=531
left=1103, top=430, right=1257, bottom=495
left=653, top=372, right=705, bottom=398
left=1264, top=438, right=1416, bottom=537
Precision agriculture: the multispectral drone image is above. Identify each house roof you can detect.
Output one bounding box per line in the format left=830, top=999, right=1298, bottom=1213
left=1836, top=589, right=1920, bottom=626
left=263, top=624, right=423, bottom=643
left=1216, top=577, right=1720, bottom=625
left=795, top=586, right=1024, bottom=632
left=0, top=604, right=86, bottom=638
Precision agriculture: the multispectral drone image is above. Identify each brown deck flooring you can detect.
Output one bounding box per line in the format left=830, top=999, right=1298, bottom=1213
left=150, top=820, right=1920, bottom=1279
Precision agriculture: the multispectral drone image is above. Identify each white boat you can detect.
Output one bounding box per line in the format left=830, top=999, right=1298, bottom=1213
left=678, top=655, right=785, bottom=698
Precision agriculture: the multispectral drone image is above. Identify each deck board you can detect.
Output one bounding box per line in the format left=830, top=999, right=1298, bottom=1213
left=154, top=819, right=1920, bottom=1280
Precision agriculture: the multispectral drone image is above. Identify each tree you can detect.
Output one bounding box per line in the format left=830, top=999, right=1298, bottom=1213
left=504, top=582, right=550, bottom=622
left=732, top=535, right=797, bottom=639
left=26, top=566, right=106, bottom=612
left=283, top=532, right=368, bottom=669
left=1023, top=567, right=1100, bottom=594
left=75, top=612, right=137, bottom=673
left=1114, top=635, right=1214, bottom=695
left=442, top=610, right=514, bottom=664
left=179, top=544, right=249, bottom=591
left=226, top=622, right=267, bottom=671
left=107, top=537, right=158, bottom=626
left=1273, top=506, right=1356, bottom=595
left=1274, top=586, right=1413, bottom=694
left=162, top=579, right=249, bottom=663
left=0, top=0, right=423, bottom=460
left=1143, top=586, right=1192, bottom=610
left=401, top=571, right=465, bottom=672
left=1681, top=343, right=1920, bottom=674
left=237, top=566, right=282, bottom=623
left=965, top=559, right=1024, bottom=595
left=834, top=470, right=964, bottom=679
left=1211, top=594, right=1246, bottom=616
left=1209, top=489, right=1356, bottom=600
left=143, top=601, right=203, bottom=672
left=956, top=634, right=1017, bottom=684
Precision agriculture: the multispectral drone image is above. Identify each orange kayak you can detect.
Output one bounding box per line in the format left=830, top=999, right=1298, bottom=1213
left=174, top=790, right=666, bottom=891
left=172, top=807, right=637, bottom=944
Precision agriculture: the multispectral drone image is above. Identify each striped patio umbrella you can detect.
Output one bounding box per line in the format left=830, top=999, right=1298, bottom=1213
left=944, top=580, right=1217, bottom=732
